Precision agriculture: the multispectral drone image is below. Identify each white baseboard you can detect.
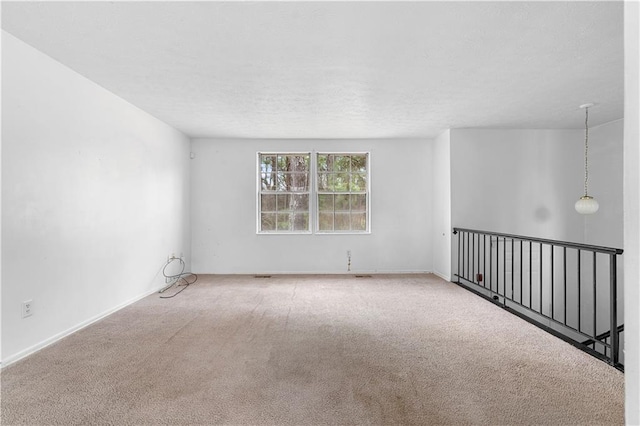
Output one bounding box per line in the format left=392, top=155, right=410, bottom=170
left=432, top=271, right=451, bottom=282
left=1, top=286, right=160, bottom=368
left=195, top=270, right=433, bottom=275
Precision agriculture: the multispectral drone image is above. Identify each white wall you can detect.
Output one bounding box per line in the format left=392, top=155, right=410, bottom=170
left=451, top=129, right=581, bottom=242
left=584, top=120, right=625, bottom=248
left=449, top=126, right=623, bottom=248
left=1, top=32, right=191, bottom=365
left=432, top=130, right=451, bottom=280
left=624, top=1, right=640, bottom=422
left=191, top=138, right=432, bottom=274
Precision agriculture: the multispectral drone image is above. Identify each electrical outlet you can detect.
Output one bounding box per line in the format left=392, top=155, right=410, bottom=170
left=22, top=300, right=33, bottom=318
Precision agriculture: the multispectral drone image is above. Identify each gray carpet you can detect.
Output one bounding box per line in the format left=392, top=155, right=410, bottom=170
left=1, top=274, right=624, bottom=425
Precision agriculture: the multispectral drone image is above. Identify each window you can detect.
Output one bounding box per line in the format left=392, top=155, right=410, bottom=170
left=258, top=153, right=310, bottom=232
left=257, top=152, right=369, bottom=234
left=317, top=153, right=369, bottom=233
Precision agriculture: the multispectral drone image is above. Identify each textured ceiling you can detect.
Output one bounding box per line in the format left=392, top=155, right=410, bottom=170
left=1, top=1, right=624, bottom=139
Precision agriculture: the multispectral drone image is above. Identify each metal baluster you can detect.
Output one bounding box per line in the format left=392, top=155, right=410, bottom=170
left=610, top=254, right=619, bottom=365
left=483, top=235, right=486, bottom=288
left=550, top=245, right=554, bottom=320
left=578, top=249, right=581, bottom=332
left=462, top=232, right=466, bottom=280
left=529, top=241, right=532, bottom=309
left=489, top=236, right=493, bottom=292
left=477, top=233, right=481, bottom=285
left=511, top=239, right=514, bottom=300
left=593, top=251, right=597, bottom=344
left=563, top=247, right=567, bottom=325
left=467, top=232, right=471, bottom=279
left=539, top=243, right=543, bottom=314
left=520, top=241, right=523, bottom=304
left=503, top=237, right=506, bottom=297
left=472, top=233, right=475, bottom=283
left=457, top=231, right=460, bottom=282
left=498, top=237, right=501, bottom=295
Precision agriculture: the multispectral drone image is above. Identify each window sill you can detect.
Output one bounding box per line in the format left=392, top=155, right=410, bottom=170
left=257, top=231, right=313, bottom=235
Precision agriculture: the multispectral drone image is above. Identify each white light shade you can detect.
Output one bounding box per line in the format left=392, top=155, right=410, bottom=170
left=575, top=196, right=599, bottom=214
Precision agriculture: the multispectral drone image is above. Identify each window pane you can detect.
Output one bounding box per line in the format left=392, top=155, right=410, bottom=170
left=326, top=155, right=336, bottom=172
left=276, top=194, right=309, bottom=212
left=293, top=213, right=309, bottom=231
left=351, top=213, right=366, bottom=231
left=276, top=173, right=308, bottom=192
left=335, top=194, right=350, bottom=211
left=277, top=155, right=290, bottom=172
left=318, top=173, right=331, bottom=191
left=327, top=173, right=337, bottom=191
left=277, top=213, right=292, bottom=230
left=291, top=173, right=308, bottom=191
left=292, top=194, right=309, bottom=210
left=260, top=155, right=277, bottom=191
left=276, top=194, right=291, bottom=211
left=276, top=172, right=286, bottom=191
left=333, top=155, right=351, bottom=172
left=291, top=155, right=309, bottom=172
left=261, top=172, right=276, bottom=191
left=319, top=212, right=334, bottom=231
left=351, top=155, right=367, bottom=172
left=350, top=173, right=367, bottom=191
left=335, top=213, right=350, bottom=230
left=318, top=194, right=333, bottom=211
left=278, top=173, right=290, bottom=191
left=260, top=155, right=276, bottom=169
left=333, top=173, right=350, bottom=192
left=351, top=194, right=366, bottom=211
left=276, top=154, right=310, bottom=172
left=317, top=154, right=329, bottom=172
left=261, top=194, right=276, bottom=211
left=261, top=213, right=276, bottom=231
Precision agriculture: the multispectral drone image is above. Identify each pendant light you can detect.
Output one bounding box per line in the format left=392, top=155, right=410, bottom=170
left=575, top=103, right=599, bottom=214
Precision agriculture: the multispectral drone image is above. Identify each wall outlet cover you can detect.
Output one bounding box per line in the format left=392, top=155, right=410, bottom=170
left=22, top=300, right=33, bottom=318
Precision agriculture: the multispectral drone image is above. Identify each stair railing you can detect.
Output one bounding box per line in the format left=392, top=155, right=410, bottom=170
left=452, top=227, right=624, bottom=371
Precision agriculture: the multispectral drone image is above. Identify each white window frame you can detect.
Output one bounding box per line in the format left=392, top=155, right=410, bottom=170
left=315, top=152, right=371, bottom=234
left=257, top=152, right=312, bottom=234
left=256, top=151, right=371, bottom=235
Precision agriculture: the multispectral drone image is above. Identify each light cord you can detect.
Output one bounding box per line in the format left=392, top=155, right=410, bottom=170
left=584, top=106, right=589, bottom=197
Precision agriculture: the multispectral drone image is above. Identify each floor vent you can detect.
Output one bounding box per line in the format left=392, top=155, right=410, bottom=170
left=355, top=275, right=373, bottom=278
left=254, top=275, right=272, bottom=279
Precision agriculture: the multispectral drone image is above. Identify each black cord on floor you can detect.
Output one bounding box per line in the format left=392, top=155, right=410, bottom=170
left=159, top=257, right=198, bottom=299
